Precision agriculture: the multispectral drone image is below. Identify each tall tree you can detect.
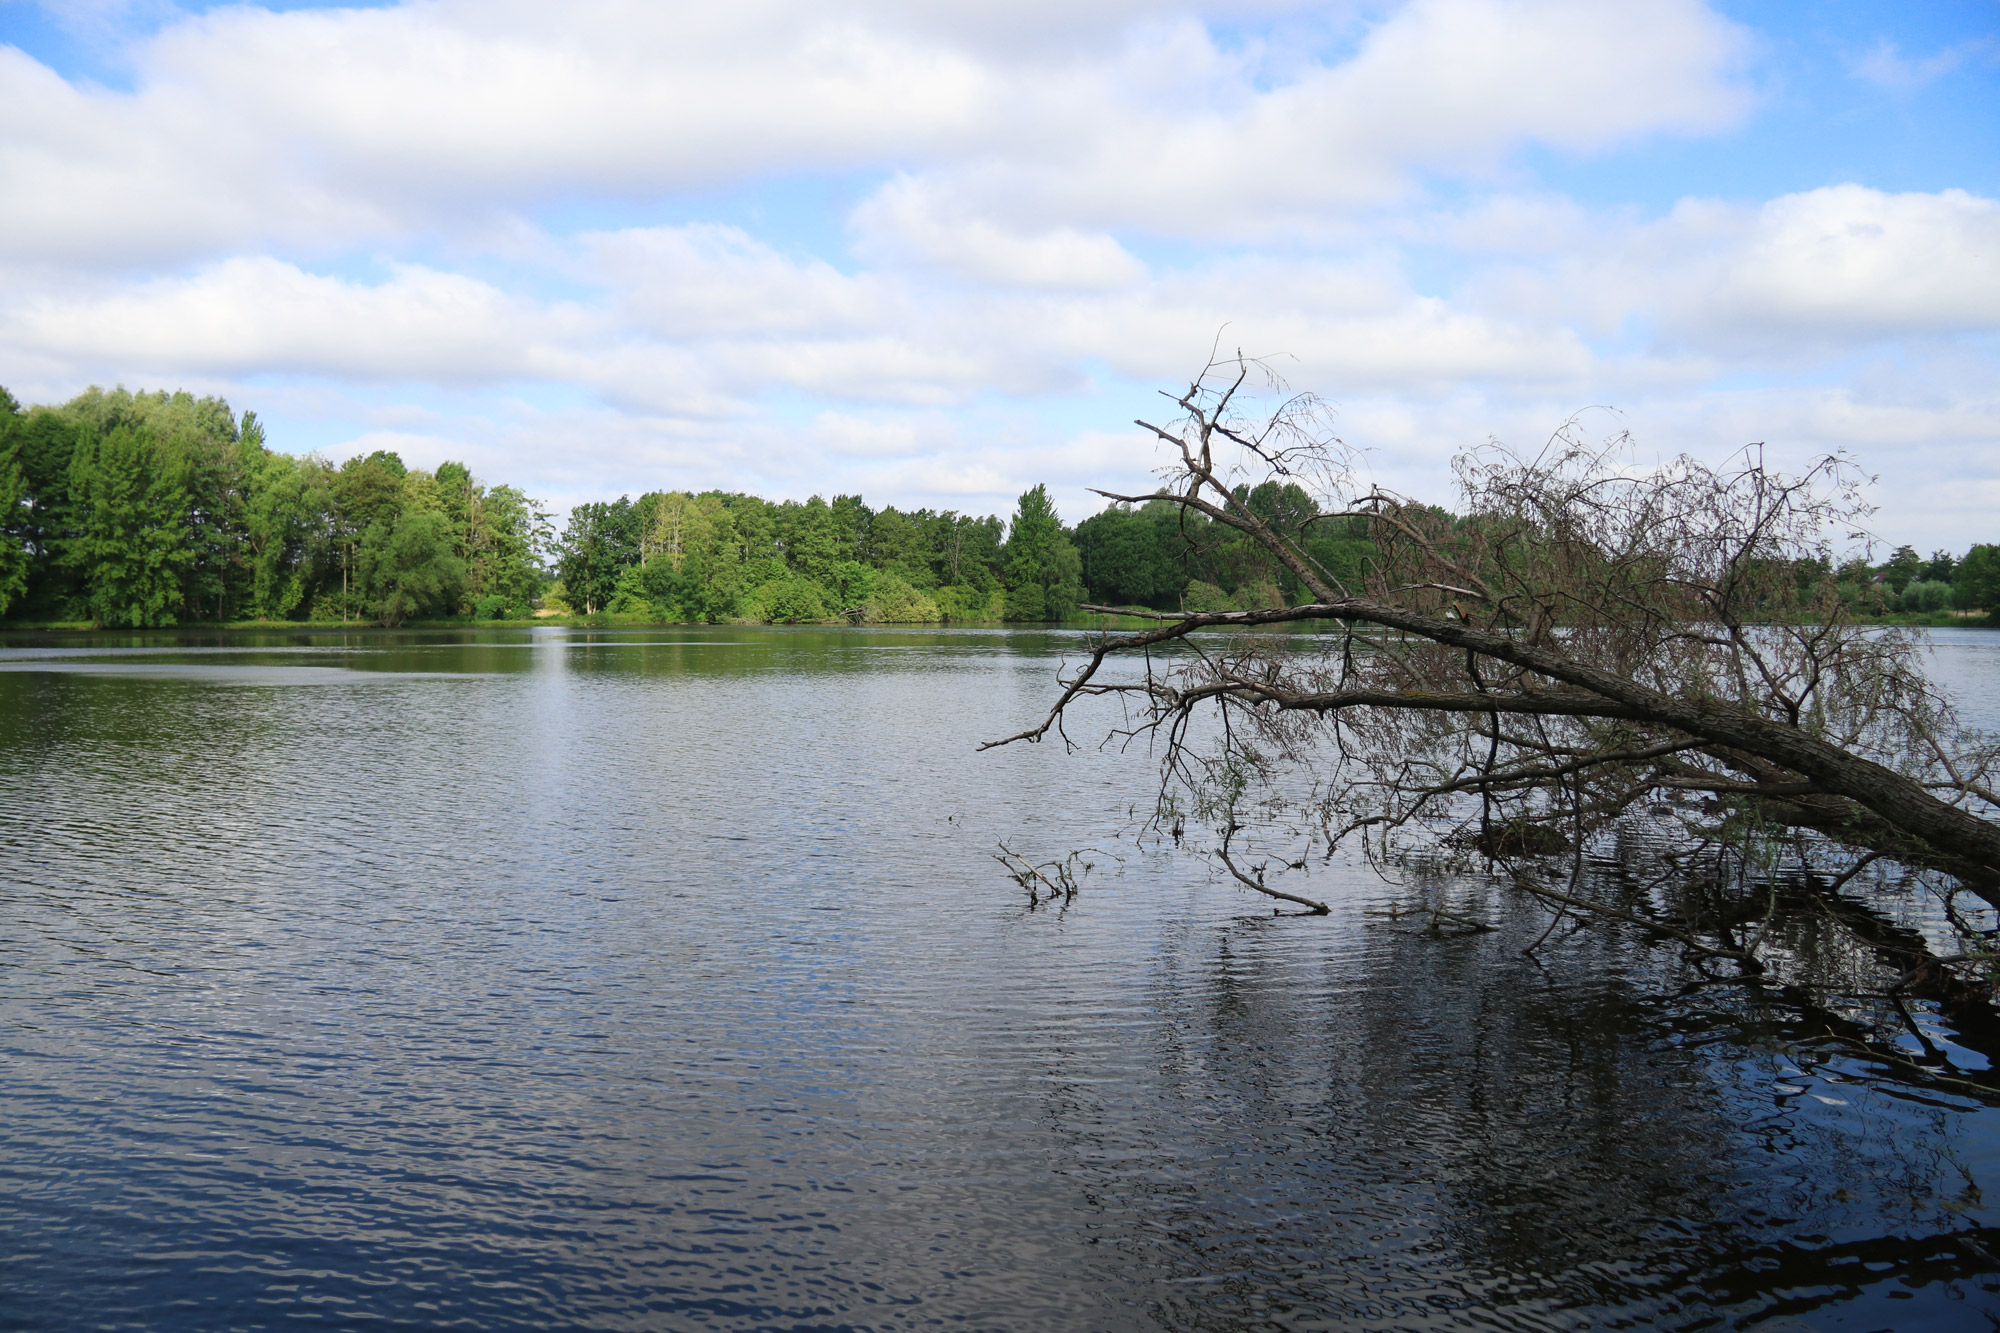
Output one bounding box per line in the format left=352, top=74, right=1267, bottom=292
left=557, top=497, right=641, bottom=614
left=473, top=483, right=551, bottom=613
left=334, top=451, right=413, bottom=620
left=0, top=390, right=25, bottom=616
left=66, top=423, right=193, bottom=627
left=10, top=407, right=87, bottom=617
left=1880, top=543, right=1924, bottom=594
left=359, top=508, right=466, bottom=626
left=242, top=450, right=323, bottom=620
left=1956, top=544, right=2000, bottom=614
left=1075, top=497, right=1193, bottom=609
left=780, top=496, right=842, bottom=587
left=1003, top=484, right=1082, bottom=621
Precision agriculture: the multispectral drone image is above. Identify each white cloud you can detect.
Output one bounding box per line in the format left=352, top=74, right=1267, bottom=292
left=810, top=410, right=941, bottom=460
left=0, top=1, right=1992, bottom=547
left=1462, top=185, right=2000, bottom=353
left=0, top=0, right=1751, bottom=261
left=583, top=225, right=896, bottom=339
left=830, top=0, right=1750, bottom=240
left=2, top=256, right=559, bottom=381
left=1692, top=186, right=2000, bottom=339
left=10, top=182, right=1986, bottom=451
left=851, top=178, right=1147, bottom=289
left=1851, top=38, right=1992, bottom=93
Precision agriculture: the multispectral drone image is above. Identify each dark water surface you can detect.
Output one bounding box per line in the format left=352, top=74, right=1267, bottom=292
left=3, top=626, right=1998, bottom=1331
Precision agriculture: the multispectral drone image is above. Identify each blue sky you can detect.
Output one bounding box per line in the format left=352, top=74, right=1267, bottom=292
left=0, top=0, right=1995, bottom=547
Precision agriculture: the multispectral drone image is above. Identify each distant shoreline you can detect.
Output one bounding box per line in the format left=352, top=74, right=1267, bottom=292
left=1, top=611, right=1991, bottom=635
left=0, top=614, right=1145, bottom=633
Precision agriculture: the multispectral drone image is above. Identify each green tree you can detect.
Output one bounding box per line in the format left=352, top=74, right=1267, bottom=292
left=0, top=385, right=562, bottom=627
left=359, top=508, right=466, bottom=626
left=1898, top=579, right=1953, bottom=613
left=0, top=390, right=26, bottom=616
left=67, top=423, right=194, bottom=627
left=866, top=507, right=932, bottom=587
left=780, top=496, right=842, bottom=587
left=473, top=483, right=551, bottom=613
left=942, top=512, right=1005, bottom=588
left=1003, top=484, right=1083, bottom=621
left=1956, top=544, right=2000, bottom=614
left=630, top=491, right=745, bottom=622
left=243, top=450, right=324, bottom=619
left=59, top=387, right=252, bottom=621
left=435, top=460, right=477, bottom=557
left=861, top=573, right=941, bottom=623
left=1880, top=543, right=1923, bottom=594
left=1075, top=497, right=1193, bottom=609
left=8, top=409, right=86, bottom=617
left=1298, top=515, right=1377, bottom=596
left=829, top=493, right=873, bottom=563
left=557, top=497, right=641, bottom=614
left=330, top=452, right=411, bottom=619
left=743, top=570, right=832, bottom=623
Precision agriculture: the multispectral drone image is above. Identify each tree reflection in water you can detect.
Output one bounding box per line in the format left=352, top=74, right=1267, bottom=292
left=1023, top=859, right=2000, bottom=1330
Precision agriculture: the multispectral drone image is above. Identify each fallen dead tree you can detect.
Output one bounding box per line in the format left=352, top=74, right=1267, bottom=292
left=987, top=358, right=2000, bottom=1006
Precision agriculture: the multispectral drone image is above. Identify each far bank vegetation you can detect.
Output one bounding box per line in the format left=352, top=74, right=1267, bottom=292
left=3, top=383, right=1997, bottom=630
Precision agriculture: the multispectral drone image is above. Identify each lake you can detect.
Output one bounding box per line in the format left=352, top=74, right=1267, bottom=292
left=2, top=625, right=1997, bottom=1331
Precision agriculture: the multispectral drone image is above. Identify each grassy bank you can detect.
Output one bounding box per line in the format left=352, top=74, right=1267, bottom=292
left=1861, top=609, right=1998, bottom=629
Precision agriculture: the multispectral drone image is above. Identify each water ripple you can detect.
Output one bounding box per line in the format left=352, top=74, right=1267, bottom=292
left=0, top=627, right=1995, bottom=1330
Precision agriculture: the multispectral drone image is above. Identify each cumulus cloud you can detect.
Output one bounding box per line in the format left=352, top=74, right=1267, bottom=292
left=2, top=256, right=562, bottom=381
left=0, top=0, right=1992, bottom=545
left=836, top=0, right=1752, bottom=239
left=1693, top=187, right=2000, bottom=339
left=577, top=234, right=1599, bottom=406
left=583, top=225, right=897, bottom=339
left=7, top=181, right=1989, bottom=458
left=1466, top=185, right=2000, bottom=351
left=0, top=0, right=1752, bottom=261
left=851, top=178, right=1148, bottom=289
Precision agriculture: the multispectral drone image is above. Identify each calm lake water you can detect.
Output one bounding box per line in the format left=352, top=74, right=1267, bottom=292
left=3, top=625, right=1998, bottom=1331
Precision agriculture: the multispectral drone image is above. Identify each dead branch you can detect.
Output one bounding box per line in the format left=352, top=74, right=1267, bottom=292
left=989, top=353, right=2000, bottom=992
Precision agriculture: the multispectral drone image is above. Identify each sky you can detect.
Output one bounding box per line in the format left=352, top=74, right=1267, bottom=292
left=0, top=0, right=1995, bottom=549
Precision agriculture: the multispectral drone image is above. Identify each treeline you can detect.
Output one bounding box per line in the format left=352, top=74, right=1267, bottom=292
left=0, top=384, right=1112, bottom=627
left=14, top=382, right=1984, bottom=630
left=1836, top=544, right=2000, bottom=617
left=552, top=485, right=1999, bottom=626
left=0, top=386, right=548, bottom=626
left=553, top=488, right=1040, bottom=623
left=0, top=382, right=1475, bottom=630
left=1075, top=487, right=1377, bottom=612
left=550, top=480, right=1378, bottom=625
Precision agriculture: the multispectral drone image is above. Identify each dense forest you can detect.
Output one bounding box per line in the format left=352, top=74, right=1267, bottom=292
left=0, top=384, right=1369, bottom=627
left=0, top=387, right=548, bottom=627
left=1, top=385, right=1997, bottom=627
left=554, top=479, right=1377, bottom=625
